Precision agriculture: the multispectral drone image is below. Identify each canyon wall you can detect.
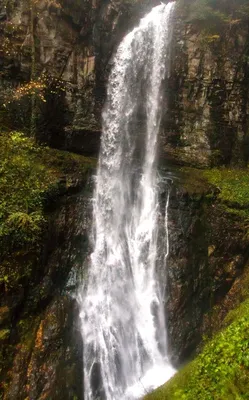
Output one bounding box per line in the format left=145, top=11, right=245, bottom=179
left=1, top=0, right=249, bottom=397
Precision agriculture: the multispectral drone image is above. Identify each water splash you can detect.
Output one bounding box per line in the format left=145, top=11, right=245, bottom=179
left=78, top=3, right=176, bottom=399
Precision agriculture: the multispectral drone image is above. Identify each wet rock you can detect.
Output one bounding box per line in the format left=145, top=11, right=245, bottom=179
left=64, top=128, right=101, bottom=156
left=0, top=0, right=163, bottom=151
left=164, top=170, right=249, bottom=365
left=4, top=297, right=83, bottom=400
left=0, top=181, right=92, bottom=399
left=166, top=183, right=209, bottom=364
left=26, top=297, right=83, bottom=400
left=161, top=1, right=249, bottom=167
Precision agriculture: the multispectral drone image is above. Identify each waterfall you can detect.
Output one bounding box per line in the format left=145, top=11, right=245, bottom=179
left=78, top=3, right=176, bottom=399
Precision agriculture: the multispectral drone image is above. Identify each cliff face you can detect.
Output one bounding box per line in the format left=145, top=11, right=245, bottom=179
left=0, top=131, right=95, bottom=399
left=165, top=168, right=249, bottom=364
left=0, top=0, right=161, bottom=152
left=0, top=165, right=93, bottom=400
left=2, top=0, right=249, bottom=166
left=1, top=0, right=100, bottom=151
left=162, top=1, right=249, bottom=167
left=1, top=0, right=249, bottom=397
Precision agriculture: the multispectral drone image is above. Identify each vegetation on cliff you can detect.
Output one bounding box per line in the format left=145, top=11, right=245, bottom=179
left=0, top=128, right=95, bottom=302
left=203, top=168, right=249, bottom=220
left=1, top=0, right=249, bottom=398
left=0, top=128, right=95, bottom=398
left=0, top=130, right=95, bottom=257
left=144, top=298, right=249, bottom=400
left=180, top=0, right=249, bottom=25
left=182, top=166, right=249, bottom=217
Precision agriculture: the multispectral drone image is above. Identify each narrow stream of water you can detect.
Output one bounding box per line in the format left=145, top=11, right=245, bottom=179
left=78, top=3, right=176, bottom=399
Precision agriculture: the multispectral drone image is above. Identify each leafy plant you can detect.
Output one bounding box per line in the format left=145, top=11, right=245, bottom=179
left=0, top=130, right=95, bottom=256
left=144, top=299, right=249, bottom=400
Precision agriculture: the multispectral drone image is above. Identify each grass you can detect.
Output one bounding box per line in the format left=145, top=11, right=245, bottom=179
left=203, top=168, right=249, bottom=221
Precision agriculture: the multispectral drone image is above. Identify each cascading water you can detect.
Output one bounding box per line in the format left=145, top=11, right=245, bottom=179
left=78, top=3, right=176, bottom=399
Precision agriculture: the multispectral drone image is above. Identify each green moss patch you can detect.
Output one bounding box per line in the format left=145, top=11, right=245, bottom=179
left=179, top=167, right=214, bottom=196
left=203, top=169, right=249, bottom=207
left=0, top=132, right=95, bottom=262
left=0, top=329, right=10, bottom=341
left=181, top=167, right=249, bottom=219
left=144, top=299, right=249, bottom=400
left=203, top=168, right=249, bottom=221
left=180, top=167, right=249, bottom=208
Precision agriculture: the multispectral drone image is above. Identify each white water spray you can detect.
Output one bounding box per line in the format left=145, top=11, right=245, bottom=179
left=78, top=3, right=176, bottom=399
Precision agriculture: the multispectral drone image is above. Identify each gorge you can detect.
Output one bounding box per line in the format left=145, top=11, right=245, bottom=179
left=1, top=0, right=249, bottom=399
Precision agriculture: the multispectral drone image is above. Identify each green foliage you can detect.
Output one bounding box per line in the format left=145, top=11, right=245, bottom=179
left=0, top=130, right=95, bottom=257
left=203, top=168, right=249, bottom=211
left=180, top=167, right=214, bottom=196
left=0, top=131, right=50, bottom=253
left=6, top=211, right=45, bottom=243
left=144, top=299, right=249, bottom=400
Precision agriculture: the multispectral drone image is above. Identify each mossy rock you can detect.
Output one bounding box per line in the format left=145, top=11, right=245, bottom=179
left=203, top=168, right=249, bottom=213
left=0, top=129, right=96, bottom=308
left=0, top=130, right=92, bottom=398
left=180, top=167, right=249, bottom=219
left=0, top=130, right=96, bottom=260
left=144, top=298, right=249, bottom=400
left=0, top=328, right=10, bottom=341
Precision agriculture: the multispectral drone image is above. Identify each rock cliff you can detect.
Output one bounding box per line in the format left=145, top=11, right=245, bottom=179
left=1, top=0, right=249, bottom=398
left=2, top=0, right=249, bottom=167
left=0, top=0, right=161, bottom=152
left=162, top=0, right=249, bottom=167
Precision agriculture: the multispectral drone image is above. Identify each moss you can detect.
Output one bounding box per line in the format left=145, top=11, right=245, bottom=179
left=180, top=167, right=249, bottom=217
left=177, top=0, right=249, bottom=26
left=0, top=315, right=42, bottom=398
left=144, top=299, right=249, bottom=400
left=0, top=329, right=10, bottom=341
left=179, top=167, right=214, bottom=196
left=203, top=168, right=249, bottom=219
left=0, top=130, right=96, bottom=288
left=145, top=167, right=249, bottom=399
left=0, top=130, right=95, bottom=250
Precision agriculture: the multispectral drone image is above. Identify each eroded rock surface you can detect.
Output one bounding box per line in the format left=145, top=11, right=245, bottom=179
left=162, top=1, right=249, bottom=167
left=0, top=181, right=92, bottom=399
left=161, top=169, right=249, bottom=365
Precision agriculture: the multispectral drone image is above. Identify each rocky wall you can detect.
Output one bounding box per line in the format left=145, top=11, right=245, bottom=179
left=0, top=0, right=162, bottom=153
left=161, top=1, right=249, bottom=167
left=0, top=179, right=93, bottom=400
left=162, top=168, right=249, bottom=365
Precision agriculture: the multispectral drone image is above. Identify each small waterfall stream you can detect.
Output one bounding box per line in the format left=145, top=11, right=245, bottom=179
left=78, top=3, right=176, bottom=399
